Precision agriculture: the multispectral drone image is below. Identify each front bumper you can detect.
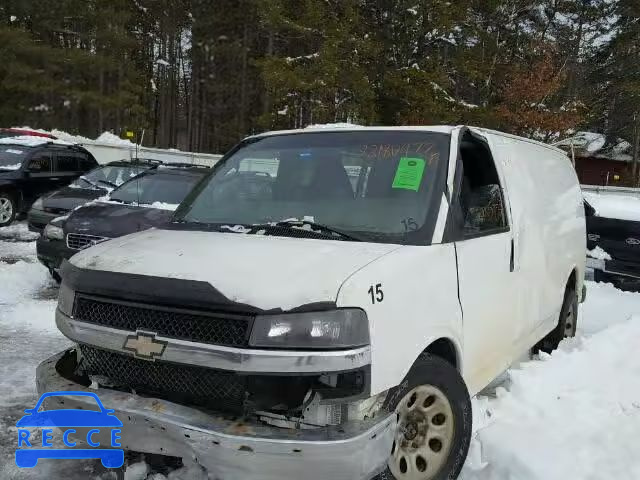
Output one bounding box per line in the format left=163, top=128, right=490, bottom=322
left=28, top=208, right=59, bottom=233
left=36, top=236, right=74, bottom=271
left=37, top=349, right=395, bottom=480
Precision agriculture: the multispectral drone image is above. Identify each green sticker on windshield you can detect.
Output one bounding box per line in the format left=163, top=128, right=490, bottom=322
left=392, top=157, right=426, bottom=191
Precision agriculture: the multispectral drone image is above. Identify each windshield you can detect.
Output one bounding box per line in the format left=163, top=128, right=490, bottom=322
left=176, top=131, right=449, bottom=244
left=74, top=164, right=151, bottom=189
left=0, top=146, right=28, bottom=169
left=109, top=171, right=203, bottom=206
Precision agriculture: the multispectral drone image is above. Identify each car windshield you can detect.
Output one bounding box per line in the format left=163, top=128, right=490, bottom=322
left=109, top=171, right=203, bottom=205
left=74, top=164, right=150, bottom=189
left=175, top=131, right=449, bottom=244
left=0, top=146, right=28, bottom=169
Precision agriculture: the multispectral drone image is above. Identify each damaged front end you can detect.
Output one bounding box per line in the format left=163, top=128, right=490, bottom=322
left=39, top=347, right=394, bottom=480
left=43, top=272, right=395, bottom=479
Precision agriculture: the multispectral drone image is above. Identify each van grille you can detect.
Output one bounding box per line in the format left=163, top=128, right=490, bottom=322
left=66, top=233, right=110, bottom=251
left=79, top=345, right=245, bottom=412
left=73, top=295, right=252, bottom=347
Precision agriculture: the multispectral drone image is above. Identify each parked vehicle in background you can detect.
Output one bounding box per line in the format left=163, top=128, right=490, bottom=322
left=0, top=128, right=57, bottom=139
left=584, top=191, right=640, bottom=291
left=37, top=164, right=209, bottom=280
left=40, top=126, right=585, bottom=480
left=0, top=136, right=97, bottom=226
left=27, top=159, right=160, bottom=232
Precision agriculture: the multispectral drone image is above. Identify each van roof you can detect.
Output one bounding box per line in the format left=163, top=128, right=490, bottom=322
left=249, top=125, right=457, bottom=139
left=247, top=125, right=566, bottom=155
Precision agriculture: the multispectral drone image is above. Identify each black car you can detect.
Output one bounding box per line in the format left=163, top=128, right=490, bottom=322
left=27, top=159, right=160, bottom=232
left=37, top=164, right=209, bottom=279
left=0, top=137, right=97, bottom=226
left=585, top=198, right=640, bottom=291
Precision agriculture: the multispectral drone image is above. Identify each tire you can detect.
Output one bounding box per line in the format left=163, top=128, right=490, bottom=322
left=0, top=192, right=17, bottom=227
left=535, top=286, right=577, bottom=354
left=376, top=355, right=472, bottom=480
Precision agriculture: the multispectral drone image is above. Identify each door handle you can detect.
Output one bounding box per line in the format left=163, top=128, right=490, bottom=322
left=49, top=177, right=60, bottom=181
left=509, top=238, right=515, bottom=272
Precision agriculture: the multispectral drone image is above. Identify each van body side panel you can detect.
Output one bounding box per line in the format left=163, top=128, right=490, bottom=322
left=337, top=244, right=462, bottom=396
left=480, top=133, right=543, bottom=343
left=485, top=132, right=585, bottom=339
left=455, top=232, right=519, bottom=394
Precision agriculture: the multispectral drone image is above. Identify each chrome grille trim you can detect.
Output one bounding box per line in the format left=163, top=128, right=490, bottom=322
left=66, top=233, right=110, bottom=251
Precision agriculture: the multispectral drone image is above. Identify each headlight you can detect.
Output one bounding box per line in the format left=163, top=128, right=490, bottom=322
left=44, top=224, right=64, bottom=240
left=249, top=309, right=369, bottom=349
left=32, top=197, right=44, bottom=210
left=58, top=283, right=75, bottom=316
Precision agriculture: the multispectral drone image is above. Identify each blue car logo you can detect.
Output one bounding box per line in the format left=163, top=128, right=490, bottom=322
left=15, top=391, right=124, bottom=468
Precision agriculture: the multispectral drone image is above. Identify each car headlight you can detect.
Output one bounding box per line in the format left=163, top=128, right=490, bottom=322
left=249, top=309, right=369, bottom=349
left=58, top=283, right=75, bottom=316
left=31, top=197, right=44, bottom=210
left=44, top=224, right=64, bottom=240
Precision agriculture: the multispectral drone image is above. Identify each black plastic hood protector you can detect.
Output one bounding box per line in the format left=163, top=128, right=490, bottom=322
left=65, top=202, right=174, bottom=238
left=60, top=260, right=337, bottom=315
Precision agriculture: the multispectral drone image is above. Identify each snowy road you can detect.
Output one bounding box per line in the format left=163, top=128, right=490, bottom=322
left=0, top=222, right=639, bottom=480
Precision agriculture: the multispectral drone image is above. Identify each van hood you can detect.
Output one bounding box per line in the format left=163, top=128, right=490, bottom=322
left=70, top=228, right=401, bottom=311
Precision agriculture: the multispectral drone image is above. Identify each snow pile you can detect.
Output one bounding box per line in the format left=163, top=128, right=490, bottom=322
left=0, top=226, right=70, bottom=409
left=461, top=281, right=640, bottom=480
left=0, top=260, right=51, bottom=306
left=586, top=245, right=611, bottom=260
left=50, top=129, right=94, bottom=144
left=583, top=191, right=640, bottom=222
left=96, top=131, right=135, bottom=146
left=578, top=281, right=640, bottom=335
left=0, top=221, right=40, bottom=241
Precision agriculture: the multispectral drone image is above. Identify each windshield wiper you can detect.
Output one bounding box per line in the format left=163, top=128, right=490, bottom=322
left=250, top=219, right=364, bottom=242
left=78, top=175, right=99, bottom=188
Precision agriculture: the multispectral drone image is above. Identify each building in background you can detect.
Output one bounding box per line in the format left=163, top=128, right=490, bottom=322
left=555, top=132, right=633, bottom=186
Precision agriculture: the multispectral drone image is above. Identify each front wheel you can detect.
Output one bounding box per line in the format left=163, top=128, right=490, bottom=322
left=0, top=193, right=16, bottom=227
left=379, top=355, right=472, bottom=480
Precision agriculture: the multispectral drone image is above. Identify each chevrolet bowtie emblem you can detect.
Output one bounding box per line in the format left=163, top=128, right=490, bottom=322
left=123, top=332, right=167, bottom=361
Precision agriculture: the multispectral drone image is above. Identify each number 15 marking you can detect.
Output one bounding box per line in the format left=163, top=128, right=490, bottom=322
left=368, top=284, right=384, bottom=304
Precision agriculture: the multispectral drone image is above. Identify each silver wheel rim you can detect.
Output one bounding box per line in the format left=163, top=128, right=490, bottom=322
left=564, top=302, right=576, bottom=337
left=0, top=197, right=12, bottom=223
left=389, top=385, right=455, bottom=480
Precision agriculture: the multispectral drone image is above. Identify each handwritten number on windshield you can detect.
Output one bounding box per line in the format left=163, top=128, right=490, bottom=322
left=401, top=218, right=418, bottom=232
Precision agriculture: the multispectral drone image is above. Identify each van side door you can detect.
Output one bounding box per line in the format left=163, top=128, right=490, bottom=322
left=448, top=130, right=520, bottom=393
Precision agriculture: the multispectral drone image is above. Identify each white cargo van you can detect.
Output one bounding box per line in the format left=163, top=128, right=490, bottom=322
left=41, top=126, right=585, bottom=480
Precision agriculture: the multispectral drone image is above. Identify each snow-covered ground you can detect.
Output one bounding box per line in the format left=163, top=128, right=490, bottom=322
left=1, top=222, right=639, bottom=479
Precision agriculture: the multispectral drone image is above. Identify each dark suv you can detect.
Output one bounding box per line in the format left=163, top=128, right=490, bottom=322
left=27, top=159, right=160, bottom=232
left=0, top=137, right=97, bottom=226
